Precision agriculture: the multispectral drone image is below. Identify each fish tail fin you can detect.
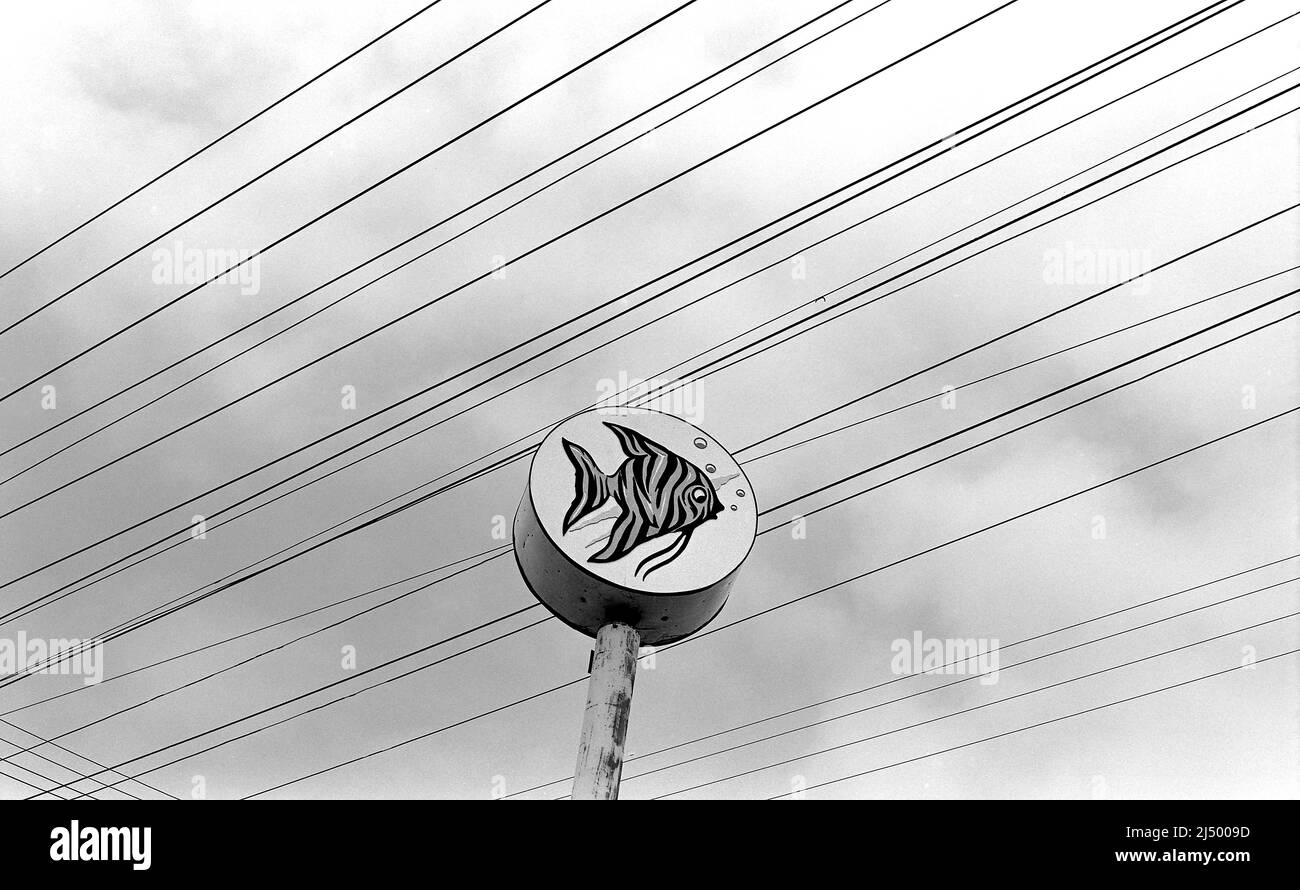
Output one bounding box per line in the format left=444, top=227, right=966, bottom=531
left=562, top=438, right=610, bottom=533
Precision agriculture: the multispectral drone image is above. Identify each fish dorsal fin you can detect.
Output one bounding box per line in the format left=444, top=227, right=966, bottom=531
left=603, top=422, right=673, bottom=460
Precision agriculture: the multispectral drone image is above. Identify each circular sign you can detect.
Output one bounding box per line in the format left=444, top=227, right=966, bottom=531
left=514, top=408, right=756, bottom=645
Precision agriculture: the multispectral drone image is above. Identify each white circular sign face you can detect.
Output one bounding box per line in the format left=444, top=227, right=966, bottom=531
left=530, top=408, right=757, bottom=595
left=514, top=408, right=756, bottom=643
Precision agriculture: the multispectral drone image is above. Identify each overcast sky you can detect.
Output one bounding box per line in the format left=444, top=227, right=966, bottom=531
left=0, top=0, right=1296, bottom=800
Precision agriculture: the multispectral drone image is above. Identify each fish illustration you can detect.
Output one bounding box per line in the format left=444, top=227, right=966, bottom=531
left=561, top=422, right=724, bottom=579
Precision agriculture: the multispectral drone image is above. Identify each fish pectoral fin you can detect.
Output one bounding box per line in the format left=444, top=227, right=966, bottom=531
left=588, top=506, right=648, bottom=563
left=568, top=502, right=620, bottom=534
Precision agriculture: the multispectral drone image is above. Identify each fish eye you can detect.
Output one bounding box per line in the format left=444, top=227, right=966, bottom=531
left=689, top=487, right=707, bottom=503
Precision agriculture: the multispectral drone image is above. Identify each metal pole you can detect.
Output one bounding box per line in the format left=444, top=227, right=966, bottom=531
left=572, top=621, right=640, bottom=800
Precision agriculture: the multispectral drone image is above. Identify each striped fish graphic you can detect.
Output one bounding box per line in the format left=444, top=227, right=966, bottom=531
left=561, top=422, right=724, bottom=579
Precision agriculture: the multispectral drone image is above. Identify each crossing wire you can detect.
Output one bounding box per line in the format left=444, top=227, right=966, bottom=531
left=10, top=0, right=1254, bottom=502
left=0, top=547, right=513, bottom=718
left=0, top=0, right=883, bottom=467
left=0, top=0, right=559, bottom=339
left=740, top=264, right=1300, bottom=465
left=0, top=705, right=181, bottom=799
left=0, top=458, right=528, bottom=691
left=7, top=92, right=1289, bottom=722
left=52, top=255, right=1288, bottom=661
left=31, top=352, right=1296, bottom=798
left=0, top=0, right=1025, bottom=522
left=499, top=557, right=1300, bottom=797
left=48, top=609, right=557, bottom=800
left=0, top=553, right=524, bottom=767
left=154, top=66, right=1298, bottom=605
left=753, top=293, right=1300, bottom=525
left=3, top=105, right=1288, bottom=680
left=0, top=0, right=1279, bottom=800
left=0, top=0, right=1268, bottom=737
left=613, top=581, right=1299, bottom=794
left=229, top=408, right=1295, bottom=799
left=764, top=648, right=1298, bottom=799
left=651, top=614, right=1299, bottom=799
left=0, top=761, right=77, bottom=800
left=0, top=719, right=169, bottom=800
left=5, top=101, right=1277, bottom=684
left=0, top=7, right=1258, bottom=615
left=0, top=0, right=698, bottom=368
left=626, top=104, right=1300, bottom=442
left=5, top=268, right=1287, bottom=770
left=0, top=738, right=110, bottom=800
left=622, top=49, right=1300, bottom=426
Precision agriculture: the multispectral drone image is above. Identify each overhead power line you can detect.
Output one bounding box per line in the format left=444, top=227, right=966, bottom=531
left=58, top=395, right=1296, bottom=799
left=0, top=737, right=114, bottom=800
left=0, top=7, right=1257, bottom=609
left=0, top=0, right=560, bottom=339
left=743, top=266, right=1299, bottom=463
left=20, top=0, right=1271, bottom=493
left=233, top=407, right=1295, bottom=798
left=0, top=718, right=173, bottom=800
left=0, top=0, right=697, bottom=365
left=7, top=267, right=1287, bottom=782
left=3, top=98, right=1287, bottom=667
left=183, top=64, right=1297, bottom=606
left=500, top=557, right=1300, bottom=797
left=681, top=407, right=1300, bottom=663
left=618, top=582, right=1298, bottom=795
left=755, top=292, right=1299, bottom=524
left=0, top=0, right=1024, bottom=523
left=395, top=39, right=1299, bottom=516
left=625, top=50, right=1300, bottom=428
left=11, top=0, right=1257, bottom=519
left=0, top=0, right=884, bottom=466
left=1, top=554, right=522, bottom=768
left=5, top=17, right=1279, bottom=727
left=0, top=761, right=78, bottom=800
left=58, top=253, right=1288, bottom=659
left=17, top=6, right=1287, bottom=499
left=653, top=613, right=1299, bottom=799
left=628, top=107, right=1300, bottom=441
left=2, top=0, right=1285, bottom=805
left=36, top=606, right=554, bottom=800
left=5, top=157, right=1284, bottom=748
left=766, top=651, right=1296, bottom=799
left=0, top=461, right=526, bottom=690
left=5, top=114, right=1275, bottom=677
left=0, top=547, right=512, bottom=718
left=0, top=0, right=447, bottom=280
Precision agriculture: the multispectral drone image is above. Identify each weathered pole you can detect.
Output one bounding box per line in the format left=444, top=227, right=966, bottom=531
left=513, top=408, right=757, bottom=800
left=572, top=621, right=640, bottom=800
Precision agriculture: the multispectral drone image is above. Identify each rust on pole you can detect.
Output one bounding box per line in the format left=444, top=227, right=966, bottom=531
left=572, top=621, right=640, bottom=800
